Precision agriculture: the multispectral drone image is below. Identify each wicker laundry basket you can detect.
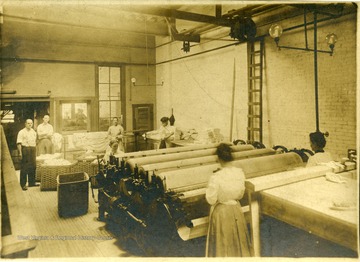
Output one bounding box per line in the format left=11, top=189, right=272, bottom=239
left=35, top=153, right=63, bottom=182
left=40, top=161, right=78, bottom=191
left=72, top=156, right=97, bottom=176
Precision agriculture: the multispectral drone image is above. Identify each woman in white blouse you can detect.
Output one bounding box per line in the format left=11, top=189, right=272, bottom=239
left=306, top=131, right=333, bottom=167
left=103, top=139, right=124, bottom=163
left=205, top=143, right=251, bottom=257
left=159, top=116, right=175, bottom=148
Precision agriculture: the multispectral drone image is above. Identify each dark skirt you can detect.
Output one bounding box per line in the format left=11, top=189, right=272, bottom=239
left=206, top=202, right=251, bottom=257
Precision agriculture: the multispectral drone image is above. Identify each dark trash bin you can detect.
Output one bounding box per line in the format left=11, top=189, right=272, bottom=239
left=57, top=172, right=89, bottom=217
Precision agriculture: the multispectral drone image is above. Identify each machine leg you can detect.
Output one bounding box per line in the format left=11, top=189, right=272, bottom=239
left=248, top=191, right=261, bottom=256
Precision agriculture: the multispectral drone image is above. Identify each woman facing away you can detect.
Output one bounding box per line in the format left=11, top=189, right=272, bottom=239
left=306, top=131, right=333, bottom=167
left=205, top=143, right=251, bottom=257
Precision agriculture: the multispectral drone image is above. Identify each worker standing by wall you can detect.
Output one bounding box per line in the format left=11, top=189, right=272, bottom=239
left=36, top=114, right=54, bottom=155
left=17, top=119, right=38, bottom=190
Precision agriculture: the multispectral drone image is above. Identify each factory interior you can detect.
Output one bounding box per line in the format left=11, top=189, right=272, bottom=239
left=1, top=1, right=359, bottom=260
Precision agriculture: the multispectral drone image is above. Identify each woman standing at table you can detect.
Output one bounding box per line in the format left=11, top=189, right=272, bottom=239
left=159, top=116, right=175, bottom=148
left=205, top=143, right=251, bottom=257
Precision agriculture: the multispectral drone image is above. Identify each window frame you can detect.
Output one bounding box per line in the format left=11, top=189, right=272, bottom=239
left=96, top=65, right=125, bottom=131
left=56, top=98, right=93, bottom=134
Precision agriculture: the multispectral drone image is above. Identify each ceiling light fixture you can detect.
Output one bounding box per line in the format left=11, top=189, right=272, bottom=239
left=182, top=41, right=191, bottom=53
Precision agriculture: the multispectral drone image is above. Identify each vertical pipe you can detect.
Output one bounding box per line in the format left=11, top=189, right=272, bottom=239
left=230, top=59, right=236, bottom=142
left=304, top=9, right=309, bottom=50
left=314, top=12, right=320, bottom=132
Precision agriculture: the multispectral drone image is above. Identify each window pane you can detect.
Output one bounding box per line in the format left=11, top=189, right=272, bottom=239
left=98, top=66, right=122, bottom=131
left=99, top=84, right=109, bottom=100
left=99, top=101, right=110, bottom=118
left=111, top=101, right=121, bottom=118
left=99, top=118, right=110, bottom=131
left=110, top=84, right=120, bottom=100
left=99, top=67, right=109, bottom=83
left=110, top=67, right=120, bottom=83
left=62, top=102, right=88, bottom=131
left=62, top=104, right=72, bottom=120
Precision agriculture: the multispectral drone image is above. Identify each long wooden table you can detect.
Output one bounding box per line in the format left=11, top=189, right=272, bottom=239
left=246, top=166, right=358, bottom=256
left=1, top=126, right=38, bottom=258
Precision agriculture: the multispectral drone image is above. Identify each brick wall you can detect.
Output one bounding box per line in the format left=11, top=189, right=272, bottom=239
left=264, top=14, right=356, bottom=160
left=156, top=13, right=357, bottom=160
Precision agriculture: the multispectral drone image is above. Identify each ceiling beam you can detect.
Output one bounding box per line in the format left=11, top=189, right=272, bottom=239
left=121, top=5, right=232, bottom=27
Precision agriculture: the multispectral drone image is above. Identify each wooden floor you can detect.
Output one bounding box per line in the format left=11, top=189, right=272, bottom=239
left=15, top=170, right=143, bottom=258
left=12, top=170, right=358, bottom=259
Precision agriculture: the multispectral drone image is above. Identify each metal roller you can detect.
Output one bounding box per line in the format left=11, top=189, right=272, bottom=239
left=155, top=152, right=303, bottom=192
left=97, top=151, right=305, bottom=253
left=120, top=142, right=227, bottom=159
left=126, top=144, right=254, bottom=172
left=141, top=148, right=276, bottom=181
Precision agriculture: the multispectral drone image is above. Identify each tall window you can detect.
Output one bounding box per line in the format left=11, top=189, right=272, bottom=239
left=98, top=66, right=122, bottom=131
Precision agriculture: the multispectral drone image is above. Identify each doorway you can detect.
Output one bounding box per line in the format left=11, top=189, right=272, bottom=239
left=1, top=101, right=50, bottom=168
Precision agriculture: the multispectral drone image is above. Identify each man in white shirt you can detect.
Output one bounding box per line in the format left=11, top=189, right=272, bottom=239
left=107, top=117, right=125, bottom=151
left=17, top=119, right=38, bottom=190
left=37, top=114, right=54, bottom=155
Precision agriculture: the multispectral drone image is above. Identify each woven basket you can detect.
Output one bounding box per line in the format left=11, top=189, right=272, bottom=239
left=40, top=161, right=78, bottom=191
left=72, top=157, right=97, bottom=176
left=36, top=154, right=63, bottom=182
left=36, top=159, right=44, bottom=182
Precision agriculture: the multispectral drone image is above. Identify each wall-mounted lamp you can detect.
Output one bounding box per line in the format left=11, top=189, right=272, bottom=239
left=268, top=24, right=283, bottom=46
left=326, top=33, right=338, bottom=53
left=131, top=77, right=164, bottom=87
left=269, top=9, right=338, bottom=132
left=269, top=23, right=337, bottom=56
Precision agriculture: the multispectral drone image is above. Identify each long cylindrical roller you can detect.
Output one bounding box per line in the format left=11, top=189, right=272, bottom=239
left=155, top=152, right=303, bottom=192
left=141, top=148, right=275, bottom=176
left=120, top=143, right=224, bottom=159
left=126, top=145, right=254, bottom=172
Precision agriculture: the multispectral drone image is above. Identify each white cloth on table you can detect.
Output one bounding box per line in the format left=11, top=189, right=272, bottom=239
left=51, top=133, right=63, bottom=152
left=71, top=132, right=108, bottom=152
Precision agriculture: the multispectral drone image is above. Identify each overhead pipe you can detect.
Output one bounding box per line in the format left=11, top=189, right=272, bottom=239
left=155, top=10, right=352, bottom=65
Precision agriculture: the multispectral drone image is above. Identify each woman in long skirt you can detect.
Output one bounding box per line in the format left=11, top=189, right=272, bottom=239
left=205, top=143, right=251, bottom=257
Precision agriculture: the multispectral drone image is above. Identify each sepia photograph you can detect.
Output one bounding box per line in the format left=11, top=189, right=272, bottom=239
left=0, top=0, right=359, bottom=261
